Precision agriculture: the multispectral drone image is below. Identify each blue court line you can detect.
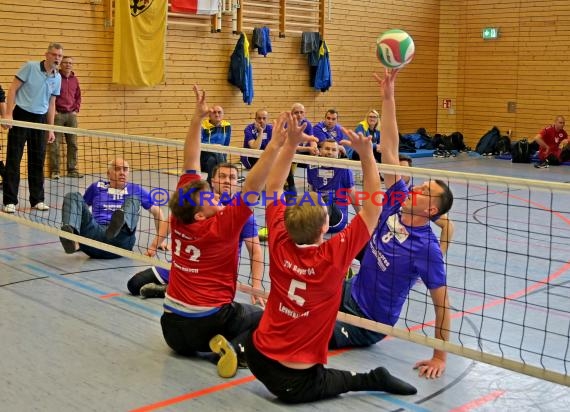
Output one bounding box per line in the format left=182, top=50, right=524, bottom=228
left=21, top=262, right=163, bottom=317
left=369, top=392, right=432, bottom=411
left=0, top=251, right=17, bottom=262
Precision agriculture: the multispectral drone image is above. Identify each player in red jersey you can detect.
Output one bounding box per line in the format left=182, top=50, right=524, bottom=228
left=160, top=85, right=313, bottom=379
left=244, top=70, right=417, bottom=403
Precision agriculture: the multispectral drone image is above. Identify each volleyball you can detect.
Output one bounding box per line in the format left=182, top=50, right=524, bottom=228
left=376, top=29, right=415, bottom=69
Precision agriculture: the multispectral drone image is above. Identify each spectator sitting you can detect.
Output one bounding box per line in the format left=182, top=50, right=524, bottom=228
left=200, top=105, right=231, bottom=179
left=353, top=109, right=381, bottom=163
left=241, top=109, right=273, bottom=169
left=307, top=139, right=361, bottom=234
left=533, top=115, right=570, bottom=168
left=313, top=108, right=350, bottom=158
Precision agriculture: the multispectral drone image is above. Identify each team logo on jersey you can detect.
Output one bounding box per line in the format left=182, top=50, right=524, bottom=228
left=385, top=214, right=409, bottom=243
left=131, top=0, right=153, bottom=17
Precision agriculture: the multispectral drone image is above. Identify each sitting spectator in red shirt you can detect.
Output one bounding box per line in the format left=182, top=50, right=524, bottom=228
left=533, top=115, right=570, bottom=168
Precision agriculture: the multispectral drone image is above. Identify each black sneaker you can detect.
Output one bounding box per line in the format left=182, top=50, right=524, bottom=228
left=106, top=209, right=125, bottom=239
left=140, top=283, right=167, bottom=299
left=369, top=367, right=417, bottom=395
left=60, top=225, right=78, bottom=254
left=534, top=160, right=549, bottom=169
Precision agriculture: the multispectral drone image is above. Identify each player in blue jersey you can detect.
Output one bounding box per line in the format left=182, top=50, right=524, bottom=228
left=59, top=157, right=168, bottom=259
left=307, top=138, right=360, bottom=234
left=329, top=69, right=454, bottom=380
left=398, top=154, right=455, bottom=256
left=128, top=163, right=266, bottom=306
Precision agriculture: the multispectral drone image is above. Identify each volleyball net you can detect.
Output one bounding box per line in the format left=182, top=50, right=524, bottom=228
left=1, top=119, right=569, bottom=387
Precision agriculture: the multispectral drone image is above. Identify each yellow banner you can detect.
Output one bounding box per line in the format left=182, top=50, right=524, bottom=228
left=112, top=0, right=167, bottom=87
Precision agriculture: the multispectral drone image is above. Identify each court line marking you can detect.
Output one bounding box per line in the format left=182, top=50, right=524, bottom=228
left=3, top=183, right=568, bottom=409
left=449, top=390, right=505, bottom=411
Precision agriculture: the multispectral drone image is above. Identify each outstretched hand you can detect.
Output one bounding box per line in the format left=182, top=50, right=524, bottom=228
left=270, top=112, right=291, bottom=147
left=284, top=112, right=317, bottom=147
left=271, top=112, right=318, bottom=148
left=193, top=84, right=210, bottom=119
left=373, top=68, right=399, bottom=99
left=340, top=128, right=372, bottom=157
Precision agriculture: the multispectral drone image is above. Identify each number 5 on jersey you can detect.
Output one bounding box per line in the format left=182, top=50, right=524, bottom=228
left=287, top=279, right=307, bottom=306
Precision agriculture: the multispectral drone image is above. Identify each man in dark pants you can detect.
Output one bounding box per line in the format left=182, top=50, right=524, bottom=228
left=49, top=55, right=83, bottom=179
left=1, top=43, right=63, bottom=213
left=0, top=85, right=6, bottom=187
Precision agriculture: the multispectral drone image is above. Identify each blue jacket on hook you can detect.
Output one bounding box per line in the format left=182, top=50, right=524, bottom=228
left=314, top=41, right=332, bottom=92
left=228, top=33, right=254, bottom=105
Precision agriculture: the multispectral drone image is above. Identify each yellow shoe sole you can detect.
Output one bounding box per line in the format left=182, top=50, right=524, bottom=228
left=209, top=334, right=238, bottom=378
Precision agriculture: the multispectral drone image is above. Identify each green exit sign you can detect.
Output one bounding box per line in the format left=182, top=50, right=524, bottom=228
left=482, top=27, right=499, bottom=40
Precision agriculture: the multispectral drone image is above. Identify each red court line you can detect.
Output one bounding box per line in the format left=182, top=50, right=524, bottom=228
left=130, top=347, right=351, bottom=411
left=129, top=185, right=570, bottom=410
left=100, top=292, right=121, bottom=299
left=129, top=376, right=256, bottom=412
left=407, top=259, right=570, bottom=331
left=449, top=390, right=505, bottom=411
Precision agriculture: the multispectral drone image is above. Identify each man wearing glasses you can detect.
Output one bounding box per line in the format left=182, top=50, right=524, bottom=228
left=1, top=43, right=63, bottom=213
left=49, top=55, right=83, bottom=180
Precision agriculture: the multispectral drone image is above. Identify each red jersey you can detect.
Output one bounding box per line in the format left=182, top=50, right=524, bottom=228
left=165, top=173, right=253, bottom=313
left=538, top=125, right=568, bottom=156
left=253, top=202, right=370, bottom=365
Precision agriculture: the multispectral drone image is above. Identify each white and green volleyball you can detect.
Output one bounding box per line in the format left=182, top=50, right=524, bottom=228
left=376, top=29, right=415, bottom=69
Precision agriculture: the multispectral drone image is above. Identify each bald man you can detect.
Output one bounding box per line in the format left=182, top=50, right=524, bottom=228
left=59, top=157, right=167, bottom=259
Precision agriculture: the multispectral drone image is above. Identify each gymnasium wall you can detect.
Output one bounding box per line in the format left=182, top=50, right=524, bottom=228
left=438, top=0, right=570, bottom=145
left=0, top=0, right=439, bottom=152
left=1, top=1, right=567, bottom=151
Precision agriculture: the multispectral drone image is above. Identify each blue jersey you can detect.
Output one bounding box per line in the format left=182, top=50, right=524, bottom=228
left=83, top=181, right=153, bottom=225
left=240, top=123, right=273, bottom=168
left=313, top=122, right=351, bottom=158
left=352, top=179, right=446, bottom=326
left=307, top=165, right=354, bottom=233
left=15, top=61, right=61, bottom=114
left=299, top=118, right=313, bottom=136
left=242, top=123, right=273, bottom=150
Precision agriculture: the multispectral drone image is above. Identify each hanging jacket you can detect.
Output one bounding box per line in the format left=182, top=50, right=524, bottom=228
left=228, top=33, right=254, bottom=105
left=314, top=41, right=331, bottom=92
left=252, top=26, right=272, bottom=57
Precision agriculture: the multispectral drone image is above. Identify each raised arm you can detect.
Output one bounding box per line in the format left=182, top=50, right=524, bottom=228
left=265, top=114, right=315, bottom=196
left=375, top=69, right=401, bottom=189
left=341, top=129, right=380, bottom=232
left=347, top=186, right=362, bottom=214
left=243, top=113, right=316, bottom=203
left=183, top=85, right=211, bottom=172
